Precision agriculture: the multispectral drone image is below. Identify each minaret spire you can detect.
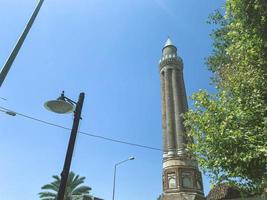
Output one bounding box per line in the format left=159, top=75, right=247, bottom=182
left=164, top=37, right=174, bottom=47
left=159, top=38, right=204, bottom=200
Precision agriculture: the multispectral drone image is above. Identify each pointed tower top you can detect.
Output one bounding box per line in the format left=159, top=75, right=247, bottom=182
left=162, top=37, right=177, bottom=55
left=164, top=37, right=174, bottom=47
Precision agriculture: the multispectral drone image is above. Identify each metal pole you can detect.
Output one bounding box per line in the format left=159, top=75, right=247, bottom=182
left=0, top=0, right=44, bottom=87
left=57, top=92, right=85, bottom=200
left=112, top=157, right=134, bottom=200
left=112, top=164, right=117, bottom=200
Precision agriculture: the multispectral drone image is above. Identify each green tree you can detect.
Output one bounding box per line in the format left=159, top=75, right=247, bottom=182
left=184, top=0, right=267, bottom=194
left=39, top=171, right=91, bottom=200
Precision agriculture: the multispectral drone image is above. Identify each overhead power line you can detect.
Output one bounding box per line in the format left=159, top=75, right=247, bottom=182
left=0, top=105, right=162, bottom=152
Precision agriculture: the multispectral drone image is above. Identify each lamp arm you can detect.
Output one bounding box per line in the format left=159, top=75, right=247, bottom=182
left=115, top=158, right=131, bottom=166
left=58, top=91, right=77, bottom=105
left=64, top=96, right=77, bottom=105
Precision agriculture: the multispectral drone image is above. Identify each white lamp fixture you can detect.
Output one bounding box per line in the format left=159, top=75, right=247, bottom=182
left=44, top=91, right=75, bottom=114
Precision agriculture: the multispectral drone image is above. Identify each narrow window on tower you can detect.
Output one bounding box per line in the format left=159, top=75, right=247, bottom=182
left=196, top=172, right=203, bottom=190
left=161, top=70, right=165, bottom=77
left=162, top=174, right=166, bottom=190
left=167, top=172, right=176, bottom=189
left=181, top=171, right=193, bottom=188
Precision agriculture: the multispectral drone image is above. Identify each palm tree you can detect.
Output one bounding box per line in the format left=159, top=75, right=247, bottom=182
left=39, top=171, right=91, bottom=200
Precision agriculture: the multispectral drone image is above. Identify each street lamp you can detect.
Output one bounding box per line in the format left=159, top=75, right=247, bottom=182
left=44, top=91, right=85, bottom=200
left=112, top=156, right=135, bottom=200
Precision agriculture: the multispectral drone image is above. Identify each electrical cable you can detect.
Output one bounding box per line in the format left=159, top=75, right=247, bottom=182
left=0, top=105, right=162, bottom=152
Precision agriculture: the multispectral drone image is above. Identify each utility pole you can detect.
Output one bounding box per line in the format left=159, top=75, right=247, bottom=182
left=57, top=92, right=85, bottom=200
left=0, top=0, right=44, bottom=87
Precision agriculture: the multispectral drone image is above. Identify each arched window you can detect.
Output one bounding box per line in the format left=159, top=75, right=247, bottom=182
left=167, top=172, right=176, bottom=189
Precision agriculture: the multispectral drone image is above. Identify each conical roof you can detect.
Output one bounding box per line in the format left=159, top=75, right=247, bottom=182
left=164, top=38, right=174, bottom=47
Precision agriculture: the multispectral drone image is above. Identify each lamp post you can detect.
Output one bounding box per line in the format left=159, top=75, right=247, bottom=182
left=112, top=156, right=135, bottom=200
left=44, top=91, right=85, bottom=200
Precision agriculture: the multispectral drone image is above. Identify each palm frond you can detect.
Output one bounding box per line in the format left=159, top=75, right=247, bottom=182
left=72, top=186, right=91, bottom=195
left=41, top=183, right=58, bottom=192
left=39, top=172, right=91, bottom=200
left=39, top=191, right=57, bottom=198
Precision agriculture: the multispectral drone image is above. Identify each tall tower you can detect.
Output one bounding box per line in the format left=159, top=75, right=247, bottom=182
left=159, top=38, right=205, bottom=200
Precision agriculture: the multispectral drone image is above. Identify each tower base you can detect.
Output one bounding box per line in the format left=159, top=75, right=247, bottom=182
left=161, top=192, right=205, bottom=200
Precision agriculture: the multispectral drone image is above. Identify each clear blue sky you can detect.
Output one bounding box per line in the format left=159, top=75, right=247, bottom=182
left=0, top=0, right=225, bottom=199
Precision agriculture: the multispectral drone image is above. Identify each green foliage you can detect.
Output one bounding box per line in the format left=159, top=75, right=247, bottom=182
left=184, top=0, right=267, bottom=194
left=39, top=171, right=91, bottom=200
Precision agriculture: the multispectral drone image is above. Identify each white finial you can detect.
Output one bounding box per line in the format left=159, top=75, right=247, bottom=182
left=164, top=37, right=174, bottom=47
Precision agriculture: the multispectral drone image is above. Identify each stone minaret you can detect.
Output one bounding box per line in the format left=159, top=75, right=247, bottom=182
left=159, top=38, right=205, bottom=200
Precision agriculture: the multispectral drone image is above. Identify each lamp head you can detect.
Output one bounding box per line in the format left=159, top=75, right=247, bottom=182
left=44, top=92, right=75, bottom=114
left=128, top=156, right=135, bottom=160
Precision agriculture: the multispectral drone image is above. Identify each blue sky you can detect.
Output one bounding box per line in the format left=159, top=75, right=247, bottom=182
left=0, top=0, right=225, bottom=199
